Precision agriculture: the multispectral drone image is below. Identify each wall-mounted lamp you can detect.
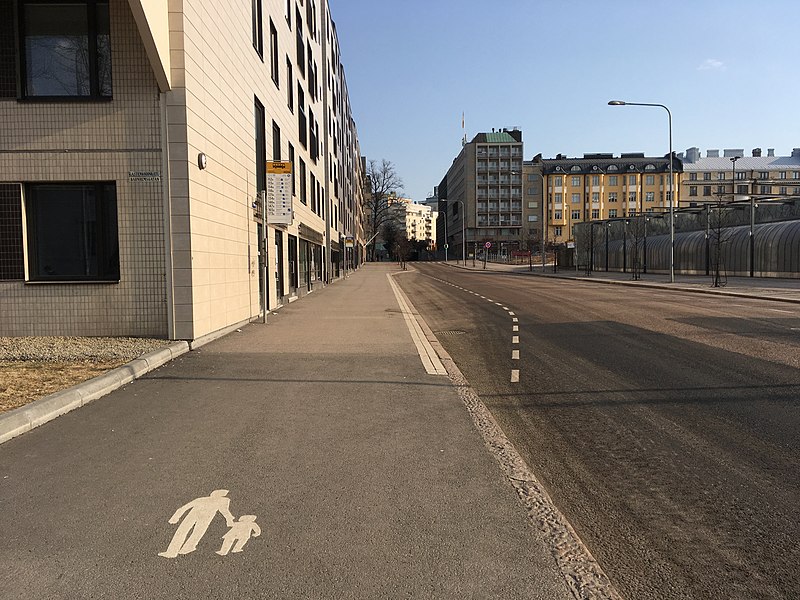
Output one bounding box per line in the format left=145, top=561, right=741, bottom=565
left=198, top=152, right=207, bottom=170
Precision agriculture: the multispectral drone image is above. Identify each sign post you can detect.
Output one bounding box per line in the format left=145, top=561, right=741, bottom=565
left=483, top=241, right=491, bottom=270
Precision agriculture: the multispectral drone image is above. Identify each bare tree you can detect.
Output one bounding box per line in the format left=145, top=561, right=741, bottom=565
left=362, top=159, right=403, bottom=261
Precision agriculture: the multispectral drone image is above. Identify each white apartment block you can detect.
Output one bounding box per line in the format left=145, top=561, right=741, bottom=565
left=389, top=199, right=437, bottom=250
left=0, top=0, right=365, bottom=341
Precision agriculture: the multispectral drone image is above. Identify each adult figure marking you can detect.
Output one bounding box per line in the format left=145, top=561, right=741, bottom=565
left=159, top=489, right=236, bottom=558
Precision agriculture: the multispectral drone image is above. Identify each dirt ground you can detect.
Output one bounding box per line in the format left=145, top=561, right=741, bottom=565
left=0, top=360, right=126, bottom=413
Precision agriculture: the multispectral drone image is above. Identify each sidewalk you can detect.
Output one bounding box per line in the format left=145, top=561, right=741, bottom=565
left=446, top=260, right=800, bottom=304
left=0, top=263, right=604, bottom=599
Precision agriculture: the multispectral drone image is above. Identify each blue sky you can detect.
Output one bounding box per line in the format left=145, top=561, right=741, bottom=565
left=330, top=0, right=800, bottom=203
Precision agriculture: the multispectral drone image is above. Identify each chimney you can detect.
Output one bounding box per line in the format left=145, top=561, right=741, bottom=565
left=752, top=148, right=762, bottom=157
left=768, top=148, right=775, bottom=157
left=707, top=149, right=719, bottom=158
left=723, top=149, right=744, bottom=158
left=793, top=148, right=800, bottom=158
left=684, top=147, right=700, bottom=163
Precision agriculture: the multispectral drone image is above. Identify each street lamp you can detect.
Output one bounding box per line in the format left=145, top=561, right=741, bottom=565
left=608, top=100, right=675, bottom=282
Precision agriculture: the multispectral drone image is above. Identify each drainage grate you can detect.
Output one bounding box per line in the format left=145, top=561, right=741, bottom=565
left=436, top=330, right=466, bottom=336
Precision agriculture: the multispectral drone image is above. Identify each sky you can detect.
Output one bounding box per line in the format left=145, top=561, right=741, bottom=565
left=329, top=0, right=800, bottom=203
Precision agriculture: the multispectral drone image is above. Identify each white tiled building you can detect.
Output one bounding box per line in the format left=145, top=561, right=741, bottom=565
left=0, top=0, right=365, bottom=341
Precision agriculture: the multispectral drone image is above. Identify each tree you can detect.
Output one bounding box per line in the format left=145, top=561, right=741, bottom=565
left=381, top=220, right=401, bottom=262
left=362, top=159, right=403, bottom=261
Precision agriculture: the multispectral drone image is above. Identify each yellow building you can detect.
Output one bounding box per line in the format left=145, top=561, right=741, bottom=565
left=534, top=153, right=682, bottom=244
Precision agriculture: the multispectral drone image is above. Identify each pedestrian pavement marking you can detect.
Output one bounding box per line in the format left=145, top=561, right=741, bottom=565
left=159, top=490, right=260, bottom=558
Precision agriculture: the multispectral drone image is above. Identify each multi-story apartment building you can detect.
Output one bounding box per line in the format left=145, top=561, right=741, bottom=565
left=680, top=147, right=800, bottom=203
left=534, top=153, right=682, bottom=243
left=389, top=198, right=437, bottom=250
left=437, top=129, right=529, bottom=257
left=0, top=0, right=364, bottom=340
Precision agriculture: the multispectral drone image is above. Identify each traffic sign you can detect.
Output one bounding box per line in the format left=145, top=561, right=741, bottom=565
left=444, top=244, right=449, bottom=249
left=484, top=241, right=492, bottom=249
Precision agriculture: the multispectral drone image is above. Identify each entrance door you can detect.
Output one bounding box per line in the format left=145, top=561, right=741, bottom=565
left=288, top=234, right=298, bottom=297
left=274, top=230, right=284, bottom=305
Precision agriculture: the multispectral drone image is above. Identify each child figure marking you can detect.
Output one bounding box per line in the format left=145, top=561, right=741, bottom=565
left=217, top=515, right=261, bottom=556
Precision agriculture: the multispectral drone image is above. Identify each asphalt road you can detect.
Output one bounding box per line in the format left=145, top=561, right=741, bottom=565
left=397, top=264, right=800, bottom=600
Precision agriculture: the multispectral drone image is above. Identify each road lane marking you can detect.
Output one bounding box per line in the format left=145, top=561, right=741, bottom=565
left=508, top=311, right=515, bottom=316
left=512, top=336, right=519, bottom=344
left=511, top=369, right=520, bottom=382
left=513, top=325, right=519, bottom=332
left=512, top=350, right=519, bottom=360
left=512, top=317, right=518, bottom=323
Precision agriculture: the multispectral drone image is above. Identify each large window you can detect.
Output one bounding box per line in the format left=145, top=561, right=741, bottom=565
left=252, top=0, right=263, bottom=58
left=269, top=19, right=279, bottom=86
left=21, top=0, right=112, bottom=98
left=25, top=182, right=119, bottom=281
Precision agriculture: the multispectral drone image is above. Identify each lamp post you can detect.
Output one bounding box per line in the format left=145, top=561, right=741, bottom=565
left=454, top=199, right=466, bottom=265
left=608, top=100, right=674, bottom=282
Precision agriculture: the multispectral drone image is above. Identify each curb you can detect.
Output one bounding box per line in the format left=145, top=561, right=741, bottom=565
left=0, top=341, right=190, bottom=445
left=445, top=262, right=800, bottom=305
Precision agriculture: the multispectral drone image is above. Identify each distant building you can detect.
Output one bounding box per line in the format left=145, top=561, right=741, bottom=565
left=436, top=129, right=531, bottom=258
left=680, top=147, right=800, bottom=204
left=389, top=201, right=437, bottom=250
left=538, top=152, right=682, bottom=244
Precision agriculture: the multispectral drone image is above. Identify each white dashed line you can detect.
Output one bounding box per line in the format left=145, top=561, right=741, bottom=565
left=508, top=312, right=515, bottom=316
left=513, top=325, right=519, bottom=332
left=512, top=317, right=518, bottom=323
left=511, top=369, right=520, bottom=383
left=512, top=350, right=520, bottom=360
left=512, top=336, right=519, bottom=344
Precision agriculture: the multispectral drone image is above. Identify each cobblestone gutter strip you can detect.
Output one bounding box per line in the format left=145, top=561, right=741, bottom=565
left=0, top=342, right=189, bottom=445
left=410, top=303, right=623, bottom=600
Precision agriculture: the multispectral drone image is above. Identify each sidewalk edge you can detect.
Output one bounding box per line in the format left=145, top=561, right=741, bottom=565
left=0, top=341, right=190, bottom=445
left=399, top=282, right=623, bottom=600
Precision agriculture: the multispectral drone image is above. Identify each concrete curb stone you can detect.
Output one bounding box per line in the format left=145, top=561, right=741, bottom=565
left=0, top=341, right=190, bottom=445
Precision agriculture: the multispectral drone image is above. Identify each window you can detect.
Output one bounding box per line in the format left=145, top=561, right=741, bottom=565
left=629, top=192, right=636, bottom=202
left=272, top=121, right=281, bottom=160
left=288, top=143, right=295, bottom=196
left=295, top=7, right=304, bottom=77
left=591, top=192, right=599, bottom=202
left=703, top=186, right=711, bottom=196
left=571, top=193, right=580, bottom=204
left=645, top=175, right=655, bottom=185
left=779, top=186, right=787, bottom=195
left=717, top=172, right=726, bottom=180
left=554, top=227, right=562, bottom=237
left=571, top=210, right=580, bottom=220
left=527, top=187, right=537, bottom=195
left=736, top=171, right=746, bottom=180
left=286, top=56, right=294, bottom=111
left=608, top=176, right=618, bottom=186
left=591, top=175, right=599, bottom=186
left=628, top=175, right=635, bottom=184
left=286, top=0, right=291, bottom=27
left=645, top=192, right=654, bottom=202
left=0, top=184, right=24, bottom=280
left=689, top=173, right=697, bottom=181
left=25, top=182, right=119, bottom=281
left=527, top=215, right=538, bottom=222
left=553, top=210, right=562, bottom=220
left=527, top=201, right=538, bottom=208
left=554, top=176, right=562, bottom=187
left=608, top=192, right=617, bottom=202
left=269, top=19, right=279, bottom=86
left=254, top=99, right=266, bottom=192
left=760, top=185, right=771, bottom=194
left=737, top=185, right=748, bottom=195
left=608, top=209, right=617, bottom=218
left=779, top=172, right=787, bottom=179
left=571, top=176, right=580, bottom=186
left=758, top=171, right=769, bottom=179
left=299, top=158, right=307, bottom=204
left=252, top=0, right=263, bottom=58
left=793, top=172, right=800, bottom=179
left=591, top=209, right=599, bottom=219
left=297, top=84, right=307, bottom=148
left=554, top=193, right=562, bottom=203
left=689, top=186, right=697, bottom=196
left=21, top=0, right=112, bottom=98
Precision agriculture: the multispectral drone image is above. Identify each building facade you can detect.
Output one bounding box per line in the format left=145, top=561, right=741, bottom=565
left=680, top=147, right=800, bottom=203
left=537, top=153, right=682, bottom=244
left=0, top=0, right=365, bottom=340
left=389, top=198, right=437, bottom=250
left=437, top=129, right=531, bottom=258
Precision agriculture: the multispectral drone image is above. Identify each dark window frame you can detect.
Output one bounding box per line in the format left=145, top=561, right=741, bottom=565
left=18, top=0, right=113, bottom=101
left=252, top=0, right=264, bottom=59
left=269, top=18, right=279, bottom=87
left=25, top=181, right=120, bottom=282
